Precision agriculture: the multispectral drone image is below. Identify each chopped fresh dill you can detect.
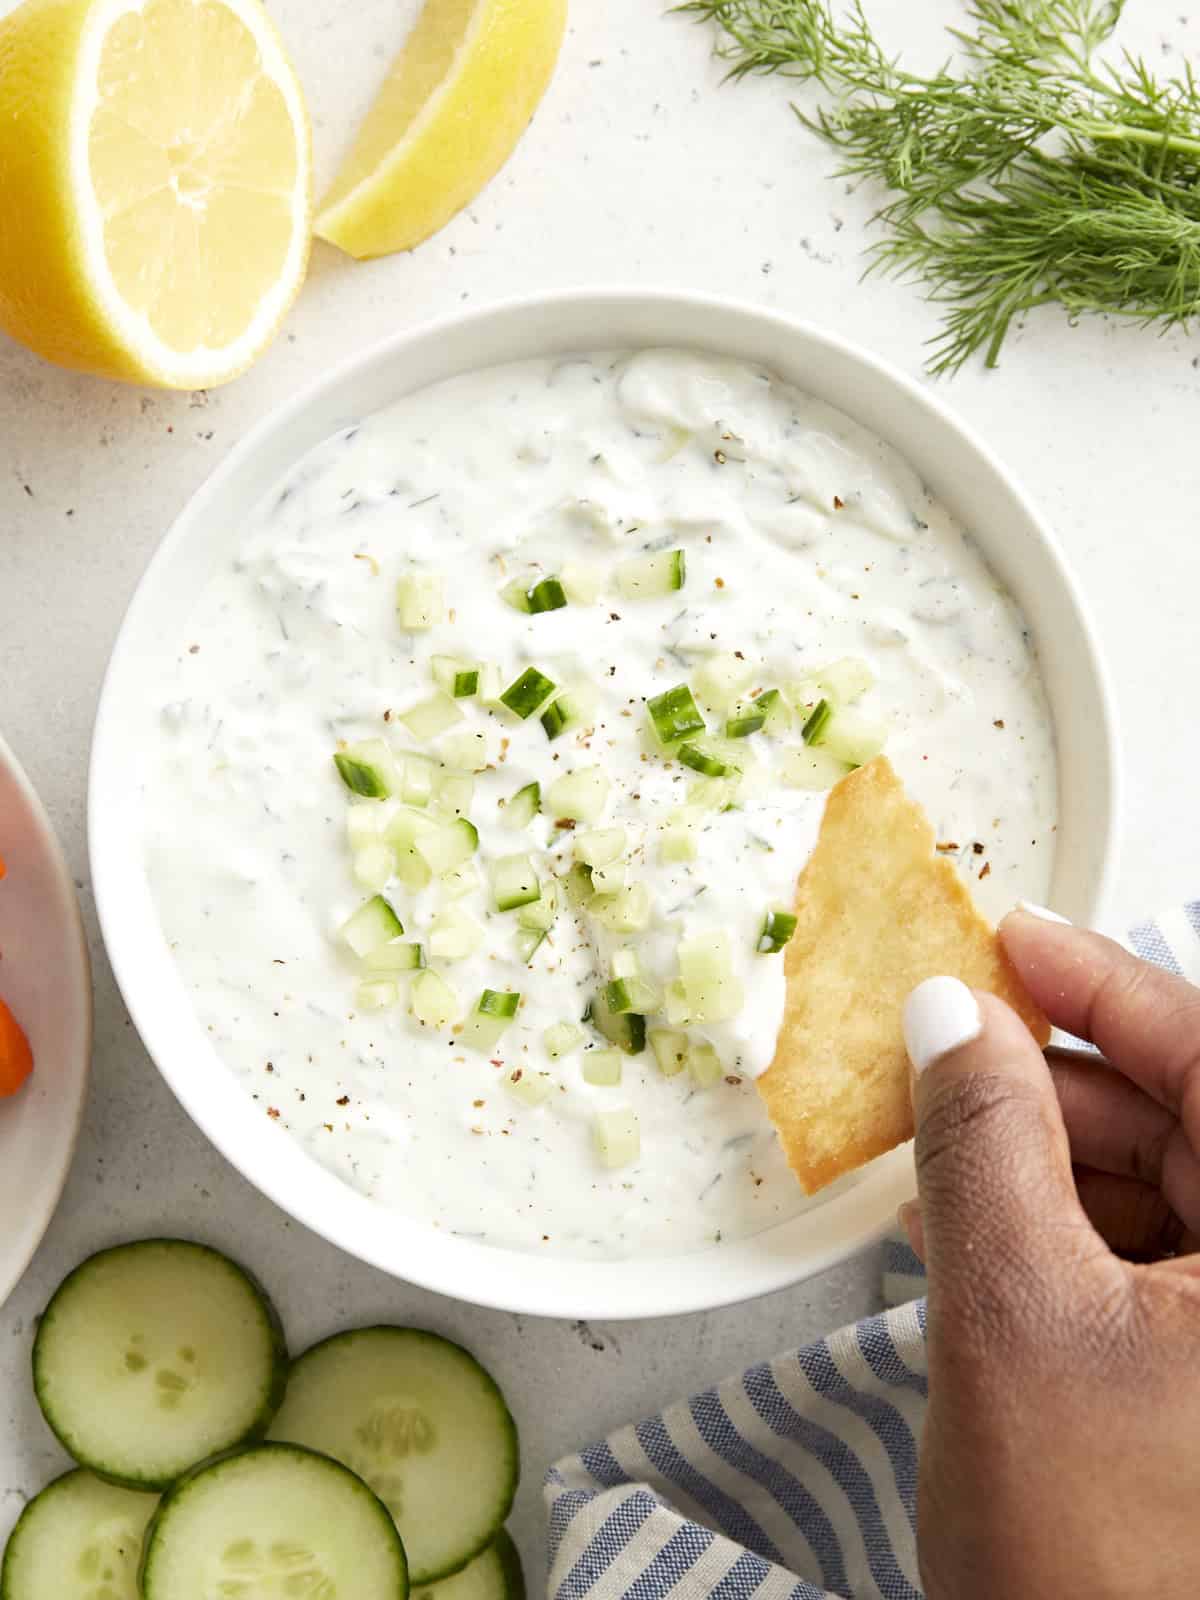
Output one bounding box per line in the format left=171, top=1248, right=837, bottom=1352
left=679, top=0, right=1200, bottom=373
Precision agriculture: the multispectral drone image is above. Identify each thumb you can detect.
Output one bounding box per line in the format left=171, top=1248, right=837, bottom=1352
left=903, top=977, right=1096, bottom=1316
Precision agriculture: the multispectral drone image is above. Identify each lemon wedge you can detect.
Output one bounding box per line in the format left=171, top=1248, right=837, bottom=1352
left=0, top=0, right=312, bottom=389
left=317, top=0, right=567, bottom=260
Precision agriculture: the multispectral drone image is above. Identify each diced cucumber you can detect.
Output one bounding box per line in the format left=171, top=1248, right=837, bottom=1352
left=402, top=692, right=464, bottom=741
left=610, top=948, right=641, bottom=980
left=687, top=774, right=741, bottom=810
left=560, top=561, right=602, bottom=604
left=663, top=978, right=691, bottom=1026
left=516, top=878, right=558, bottom=934
left=501, top=782, right=540, bottom=829
left=0, top=1469, right=157, bottom=1600
left=334, top=739, right=400, bottom=799
left=540, top=683, right=598, bottom=741
left=402, top=753, right=436, bottom=807
left=801, top=698, right=832, bottom=746
left=582, top=1049, right=623, bottom=1086
left=590, top=861, right=627, bottom=894
left=140, top=1444, right=407, bottom=1600
left=340, top=895, right=404, bottom=958
left=502, top=575, right=568, bottom=613
left=433, top=771, right=476, bottom=819
left=543, top=1021, right=585, bottom=1060
left=490, top=855, right=540, bottom=913
left=646, top=683, right=704, bottom=746
left=594, top=1108, right=640, bottom=1169
left=615, top=548, right=685, bottom=599
left=364, top=940, right=424, bottom=973
left=441, top=862, right=481, bottom=901
left=659, top=807, right=700, bottom=863
left=604, top=976, right=659, bottom=1015
left=678, top=932, right=744, bottom=1024
left=676, top=741, right=733, bottom=777
left=441, top=730, right=491, bottom=773
left=589, top=883, right=652, bottom=933
left=411, top=970, right=458, bottom=1029
left=758, top=909, right=798, bottom=954
left=725, top=705, right=766, bottom=739
left=815, top=655, right=875, bottom=703
left=413, top=1529, right=525, bottom=1600
left=356, top=978, right=399, bottom=1011
left=650, top=1029, right=688, bottom=1077
left=546, top=766, right=609, bottom=823
left=499, top=668, right=556, bottom=720
left=516, top=927, right=547, bottom=966
left=820, top=706, right=888, bottom=766
left=560, top=863, right=592, bottom=911
left=347, top=802, right=385, bottom=848
left=415, top=818, right=478, bottom=876
left=432, top=655, right=481, bottom=698
left=460, top=990, right=521, bottom=1052
left=751, top=688, right=791, bottom=736
left=32, top=1241, right=287, bottom=1491
left=506, top=1068, right=554, bottom=1106
left=574, top=827, right=625, bottom=867
left=588, top=989, right=646, bottom=1055
left=779, top=745, right=850, bottom=790
left=268, top=1327, right=518, bottom=1584
left=398, top=572, right=444, bottom=630
left=693, top=653, right=753, bottom=711
left=354, top=841, right=395, bottom=891
left=688, top=1039, right=724, bottom=1088
left=429, top=909, right=484, bottom=964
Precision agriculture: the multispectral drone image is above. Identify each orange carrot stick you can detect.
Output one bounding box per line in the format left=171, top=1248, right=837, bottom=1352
left=0, top=996, right=33, bottom=1096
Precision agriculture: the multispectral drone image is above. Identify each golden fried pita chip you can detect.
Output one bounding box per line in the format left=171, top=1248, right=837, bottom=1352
left=757, top=755, right=1049, bottom=1194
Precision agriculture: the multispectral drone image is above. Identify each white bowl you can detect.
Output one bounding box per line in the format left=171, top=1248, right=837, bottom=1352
left=90, top=291, right=1119, bottom=1320
left=0, top=731, right=91, bottom=1309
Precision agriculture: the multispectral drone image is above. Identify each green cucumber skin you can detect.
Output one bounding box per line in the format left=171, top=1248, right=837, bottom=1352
left=138, top=1443, right=408, bottom=1600
left=276, top=1326, right=519, bottom=1585
left=492, top=1530, right=526, bottom=1600
left=32, top=1239, right=288, bottom=1493
left=0, top=1469, right=156, bottom=1600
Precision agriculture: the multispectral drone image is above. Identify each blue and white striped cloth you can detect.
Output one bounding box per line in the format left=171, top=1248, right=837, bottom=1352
left=544, top=905, right=1200, bottom=1600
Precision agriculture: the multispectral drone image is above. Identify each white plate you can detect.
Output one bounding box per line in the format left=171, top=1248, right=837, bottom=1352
left=91, top=291, right=1119, bottom=1320
left=0, top=732, right=91, bottom=1309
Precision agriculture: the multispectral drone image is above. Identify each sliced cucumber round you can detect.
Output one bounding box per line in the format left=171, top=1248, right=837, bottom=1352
left=413, top=1531, right=525, bottom=1600
left=33, top=1239, right=287, bottom=1491
left=139, top=1443, right=407, bottom=1599
left=268, top=1327, right=518, bottom=1584
left=0, top=1469, right=156, bottom=1600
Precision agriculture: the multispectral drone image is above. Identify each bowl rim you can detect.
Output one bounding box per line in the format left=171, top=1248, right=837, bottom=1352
left=0, top=729, right=92, bottom=1309
left=89, top=287, right=1120, bottom=1319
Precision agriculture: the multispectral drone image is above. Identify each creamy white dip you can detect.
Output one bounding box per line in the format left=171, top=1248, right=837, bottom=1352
left=143, top=349, right=1057, bottom=1259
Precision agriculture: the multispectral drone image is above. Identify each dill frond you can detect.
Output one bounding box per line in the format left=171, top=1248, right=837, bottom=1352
left=678, top=0, right=1200, bottom=372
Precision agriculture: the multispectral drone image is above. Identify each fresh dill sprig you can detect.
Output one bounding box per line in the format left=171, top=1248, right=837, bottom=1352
left=678, top=0, right=1200, bottom=372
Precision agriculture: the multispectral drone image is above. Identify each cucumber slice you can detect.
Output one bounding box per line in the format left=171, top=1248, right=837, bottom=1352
left=341, top=896, right=404, bottom=958
left=334, top=739, right=400, bottom=799
left=646, top=683, right=704, bottom=747
left=268, top=1327, right=518, bottom=1585
left=501, top=782, right=540, bottom=830
left=32, top=1241, right=287, bottom=1492
left=139, top=1444, right=406, bottom=1600
left=490, top=855, right=540, bottom=913
left=413, top=1530, right=525, bottom=1600
left=498, top=668, right=556, bottom=720
left=0, top=1469, right=157, bottom=1600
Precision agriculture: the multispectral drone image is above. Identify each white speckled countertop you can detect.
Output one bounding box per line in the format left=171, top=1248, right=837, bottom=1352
left=3, top=0, right=1199, bottom=1573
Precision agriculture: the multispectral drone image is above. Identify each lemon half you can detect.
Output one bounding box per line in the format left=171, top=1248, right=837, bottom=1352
left=0, top=0, right=312, bottom=388
left=317, top=0, right=567, bottom=260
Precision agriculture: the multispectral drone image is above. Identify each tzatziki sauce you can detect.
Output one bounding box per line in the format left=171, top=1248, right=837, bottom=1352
left=143, top=348, right=1057, bottom=1260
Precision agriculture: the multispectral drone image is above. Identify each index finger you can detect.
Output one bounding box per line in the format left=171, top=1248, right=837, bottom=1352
left=1001, top=909, right=1200, bottom=1128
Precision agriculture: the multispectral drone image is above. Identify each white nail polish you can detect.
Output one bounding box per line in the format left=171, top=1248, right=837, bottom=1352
left=903, top=976, right=983, bottom=1075
left=1017, top=900, right=1072, bottom=925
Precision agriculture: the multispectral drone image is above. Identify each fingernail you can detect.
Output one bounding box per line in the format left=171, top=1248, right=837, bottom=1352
left=1017, top=900, right=1072, bottom=925
left=903, top=976, right=983, bottom=1074
left=897, top=1199, right=920, bottom=1230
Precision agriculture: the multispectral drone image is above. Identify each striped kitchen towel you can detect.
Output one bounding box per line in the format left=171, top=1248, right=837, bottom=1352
left=544, top=904, right=1200, bottom=1600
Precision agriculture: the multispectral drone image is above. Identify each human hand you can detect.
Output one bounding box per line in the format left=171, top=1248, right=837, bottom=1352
left=901, top=907, right=1200, bottom=1599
